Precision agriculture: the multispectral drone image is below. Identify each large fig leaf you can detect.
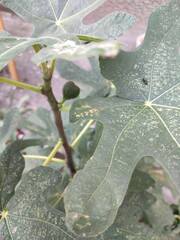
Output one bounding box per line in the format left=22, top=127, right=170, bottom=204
left=0, top=0, right=136, bottom=72
left=64, top=0, right=180, bottom=236
left=0, top=0, right=135, bottom=70
left=0, top=0, right=136, bottom=38
left=0, top=166, right=76, bottom=239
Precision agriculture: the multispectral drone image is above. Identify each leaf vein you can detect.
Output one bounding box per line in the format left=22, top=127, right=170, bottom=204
left=151, top=106, right=179, bottom=147
left=8, top=214, right=75, bottom=240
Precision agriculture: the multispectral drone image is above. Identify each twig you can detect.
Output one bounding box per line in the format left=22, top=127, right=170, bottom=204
left=23, top=154, right=66, bottom=164
left=42, top=139, right=63, bottom=166
left=42, top=86, right=76, bottom=175
left=0, top=77, right=42, bottom=94
left=70, top=120, right=94, bottom=148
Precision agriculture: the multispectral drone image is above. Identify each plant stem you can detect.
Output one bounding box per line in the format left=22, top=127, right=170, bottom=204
left=33, top=44, right=75, bottom=175
left=42, top=120, right=94, bottom=167
left=70, top=120, right=94, bottom=148
left=33, top=44, right=49, bottom=74
left=33, top=44, right=40, bottom=53
left=42, top=139, right=63, bottom=166
left=23, top=154, right=66, bottom=164
left=42, top=87, right=76, bottom=174
left=40, top=139, right=62, bottom=166
left=77, top=35, right=103, bottom=42
left=41, top=59, right=76, bottom=175
left=61, top=106, right=70, bottom=111
left=0, top=77, right=42, bottom=94
left=49, top=59, right=56, bottom=75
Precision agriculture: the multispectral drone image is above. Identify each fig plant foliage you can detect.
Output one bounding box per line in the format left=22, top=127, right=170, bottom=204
left=0, top=0, right=179, bottom=239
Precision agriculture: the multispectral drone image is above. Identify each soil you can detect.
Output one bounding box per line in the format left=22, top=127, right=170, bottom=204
left=0, top=0, right=168, bottom=110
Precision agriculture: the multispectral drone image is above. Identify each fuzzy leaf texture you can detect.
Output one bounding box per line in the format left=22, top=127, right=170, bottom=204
left=64, top=0, right=180, bottom=236
left=0, top=158, right=76, bottom=239
left=75, top=170, right=179, bottom=239
left=0, top=0, right=136, bottom=70
left=0, top=0, right=136, bottom=37
left=0, top=144, right=25, bottom=210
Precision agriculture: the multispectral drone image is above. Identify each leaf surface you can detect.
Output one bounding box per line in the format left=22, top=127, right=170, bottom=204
left=64, top=0, right=180, bottom=236
left=0, top=31, right=63, bottom=70
left=0, top=144, right=25, bottom=210
left=32, top=40, right=120, bottom=63
left=76, top=169, right=178, bottom=240
left=0, top=0, right=136, bottom=38
left=0, top=166, right=75, bottom=240
left=0, top=108, right=20, bottom=152
left=0, top=0, right=135, bottom=70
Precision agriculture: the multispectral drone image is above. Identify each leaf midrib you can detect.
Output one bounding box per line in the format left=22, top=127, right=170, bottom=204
left=151, top=106, right=180, bottom=147
left=59, top=0, right=105, bottom=23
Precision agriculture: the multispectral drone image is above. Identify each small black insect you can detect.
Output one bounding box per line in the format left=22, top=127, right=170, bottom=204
left=142, top=78, right=148, bottom=85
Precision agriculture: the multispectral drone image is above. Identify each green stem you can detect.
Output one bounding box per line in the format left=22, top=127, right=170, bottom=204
left=70, top=120, right=94, bottom=148
left=0, top=77, right=42, bottom=94
left=33, top=44, right=50, bottom=78
left=77, top=35, right=103, bottom=42
left=49, top=59, right=56, bottom=75
left=61, top=106, right=70, bottom=111
left=33, top=44, right=40, bottom=53
left=42, top=86, right=76, bottom=175
left=58, top=98, right=66, bottom=109
left=43, top=139, right=63, bottom=166
left=41, top=120, right=94, bottom=167
left=23, top=154, right=65, bottom=164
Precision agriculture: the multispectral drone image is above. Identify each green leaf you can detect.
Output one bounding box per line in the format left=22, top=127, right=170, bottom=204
left=48, top=173, right=70, bottom=212
left=17, top=108, right=60, bottom=171
left=0, top=0, right=136, bottom=38
left=78, top=122, right=103, bottom=170
left=0, top=31, right=63, bottom=70
left=56, top=57, right=113, bottom=97
left=18, top=107, right=58, bottom=145
left=64, top=0, right=180, bottom=236
left=0, top=108, right=20, bottom=152
left=0, top=166, right=75, bottom=239
left=32, top=40, right=120, bottom=63
left=0, top=144, right=25, bottom=211
left=76, top=169, right=178, bottom=240
left=128, top=169, right=155, bottom=191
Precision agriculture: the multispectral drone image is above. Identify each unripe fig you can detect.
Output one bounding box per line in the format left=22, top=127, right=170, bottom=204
left=62, top=81, right=80, bottom=100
